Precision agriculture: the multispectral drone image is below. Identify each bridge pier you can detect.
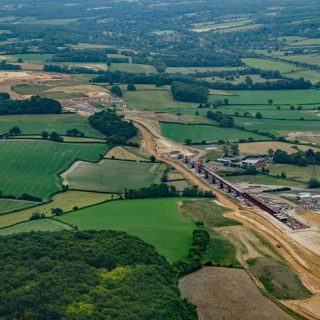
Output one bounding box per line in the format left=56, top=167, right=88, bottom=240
left=220, top=183, right=224, bottom=189
left=205, top=172, right=208, bottom=179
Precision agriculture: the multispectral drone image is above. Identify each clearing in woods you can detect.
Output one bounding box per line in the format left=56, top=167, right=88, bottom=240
left=62, top=159, right=167, bottom=193
left=60, top=198, right=195, bottom=262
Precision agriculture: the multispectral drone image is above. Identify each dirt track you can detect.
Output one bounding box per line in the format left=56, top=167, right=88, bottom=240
left=135, top=122, right=320, bottom=320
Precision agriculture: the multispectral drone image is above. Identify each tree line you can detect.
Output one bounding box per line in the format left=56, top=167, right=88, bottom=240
left=207, top=111, right=235, bottom=128
left=273, top=149, right=320, bottom=167
left=123, top=183, right=215, bottom=200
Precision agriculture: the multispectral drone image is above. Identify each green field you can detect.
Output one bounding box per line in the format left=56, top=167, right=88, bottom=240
left=180, top=199, right=239, bottom=228
left=192, top=19, right=254, bottom=32
left=283, top=54, right=320, bottom=65
left=0, top=191, right=114, bottom=229
left=268, top=164, right=314, bottom=182
left=60, top=198, right=195, bottom=262
left=124, top=87, right=197, bottom=110
left=289, top=38, right=320, bottom=47
left=286, top=69, right=320, bottom=84
left=0, top=140, right=108, bottom=199
left=209, top=90, right=320, bottom=105
left=0, top=219, right=72, bottom=236
left=110, top=63, right=157, bottom=74
left=0, top=114, right=104, bottom=138
left=219, top=106, right=320, bottom=120
left=63, top=159, right=166, bottom=192
left=235, top=117, right=320, bottom=134
left=0, top=199, right=38, bottom=215
left=166, top=66, right=245, bottom=74
left=11, top=53, right=54, bottom=64
left=160, top=123, right=269, bottom=143
left=225, top=174, right=303, bottom=187
left=242, top=58, right=301, bottom=73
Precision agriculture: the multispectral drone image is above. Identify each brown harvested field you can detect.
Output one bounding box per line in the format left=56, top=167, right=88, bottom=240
left=239, top=141, right=320, bottom=154
left=297, top=211, right=320, bottom=229
left=179, top=267, right=294, bottom=320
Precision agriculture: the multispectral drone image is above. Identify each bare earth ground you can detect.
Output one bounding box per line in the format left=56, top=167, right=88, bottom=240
left=217, top=225, right=279, bottom=264
left=135, top=121, right=320, bottom=320
left=179, top=267, right=293, bottom=320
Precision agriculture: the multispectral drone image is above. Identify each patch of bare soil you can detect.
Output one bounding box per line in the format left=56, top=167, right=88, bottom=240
left=179, top=267, right=294, bottom=320
left=217, top=225, right=280, bottom=264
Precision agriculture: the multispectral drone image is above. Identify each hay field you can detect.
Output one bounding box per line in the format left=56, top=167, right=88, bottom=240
left=239, top=141, right=320, bottom=154
left=62, top=159, right=166, bottom=192
left=0, top=191, right=113, bottom=229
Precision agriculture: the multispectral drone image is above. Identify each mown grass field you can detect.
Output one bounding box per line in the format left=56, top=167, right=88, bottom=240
left=242, top=58, right=301, bottom=73
left=110, top=63, right=157, bottom=74
left=160, top=123, right=269, bottom=143
left=0, top=140, right=108, bottom=199
left=0, top=191, right=113, bottom=229
left=124, top=87, right=197, bottom=110
left=0, top=219, right=72, bottom=236
left=60, top=198, right=195, bottom=262
left=0, top=199, right=38, bottom=215
left=63, top=159, right=167, bottom=192
left=209, top=89, right=320, bottom=105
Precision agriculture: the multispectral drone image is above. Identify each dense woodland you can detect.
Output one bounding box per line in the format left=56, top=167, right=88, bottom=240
left=89, top=110, right=137, bottom=145
left=0, top=95, right=62, bottom=115
left=0, top=231, right=197, bottom=319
